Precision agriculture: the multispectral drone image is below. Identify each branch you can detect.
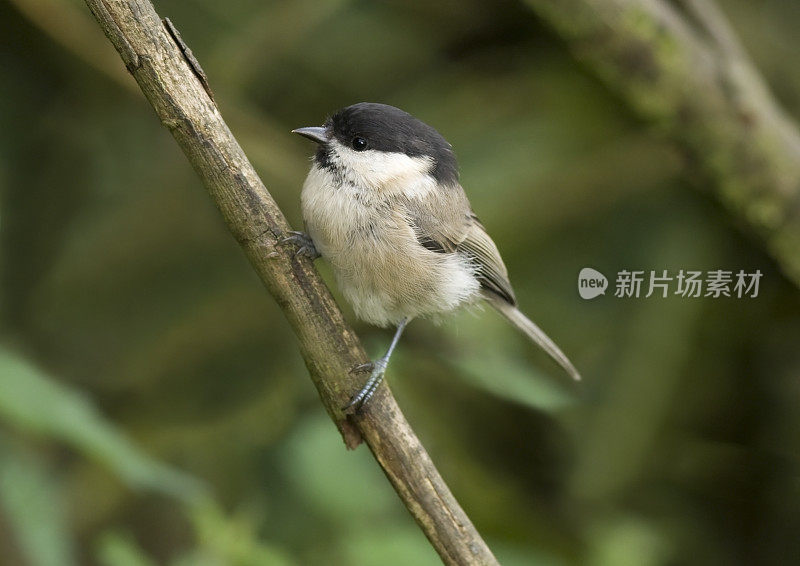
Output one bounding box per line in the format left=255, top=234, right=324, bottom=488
left=81, top=1, right=498, bottom=564
left=525, top=0, right=800, bottom=286
left=673, top=0, right=746, bottom=60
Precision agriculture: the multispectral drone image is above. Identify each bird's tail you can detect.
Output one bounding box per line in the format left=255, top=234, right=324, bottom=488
left=486, top=295, right=581, bottom=381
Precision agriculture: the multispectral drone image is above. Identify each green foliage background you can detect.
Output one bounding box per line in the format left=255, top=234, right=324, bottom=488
left=1, top=0, right=799, bottom=564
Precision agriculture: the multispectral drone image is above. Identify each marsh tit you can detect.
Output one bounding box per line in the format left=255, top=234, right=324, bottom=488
left=290, top=103, right=580, bottom=410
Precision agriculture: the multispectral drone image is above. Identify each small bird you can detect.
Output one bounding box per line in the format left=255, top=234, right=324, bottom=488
left=290, top=102, right=580, bottom=410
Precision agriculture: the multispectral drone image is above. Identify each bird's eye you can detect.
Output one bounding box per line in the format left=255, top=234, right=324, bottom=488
left=351, top=136, right=367, bottom=151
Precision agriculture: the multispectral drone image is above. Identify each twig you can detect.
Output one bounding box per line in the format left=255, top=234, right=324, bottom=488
left=81, top=1, right=498, bottom=564
left=524, top=0, right=800, bottom=287
left=672, top=0, right=745, bottom=60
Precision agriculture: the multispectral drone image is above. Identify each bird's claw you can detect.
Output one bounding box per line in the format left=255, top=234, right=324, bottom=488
left=281, top=231, right=321, bottom=259
left=343, top=358, right=388, bottom=412
left=349, top=362, right=374, bottom=375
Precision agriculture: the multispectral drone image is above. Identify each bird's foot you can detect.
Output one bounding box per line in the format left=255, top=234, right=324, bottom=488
left=349, top=362, right=374, bottom=375
left=281, top=231, right=320, bottom=259
left=343, top=358, right=389, bottom=412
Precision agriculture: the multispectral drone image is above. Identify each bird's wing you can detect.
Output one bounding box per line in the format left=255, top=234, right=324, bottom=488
left=401, top=185, right=517, bottom=305
left=403, top=186, right=577, bottom=381
left=400, top=184, right=466, bottom=254
left=458, top=216, right=516, bottom=305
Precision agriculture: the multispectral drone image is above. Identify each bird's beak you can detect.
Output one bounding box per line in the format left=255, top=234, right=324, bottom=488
left=292, top=126, right=330, bottom=145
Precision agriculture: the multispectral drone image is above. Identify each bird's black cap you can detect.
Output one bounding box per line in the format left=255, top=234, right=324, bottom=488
left=322, top=102, right=459, bottom=185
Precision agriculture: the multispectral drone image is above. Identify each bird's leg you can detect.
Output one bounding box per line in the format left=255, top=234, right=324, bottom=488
left=281, top=231, right=320, bottom=260
left=344, top=318, right=409, bottom=411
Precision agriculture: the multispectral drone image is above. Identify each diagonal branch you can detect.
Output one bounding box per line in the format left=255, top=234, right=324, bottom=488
left=672, top=0, right=745, bottom=60
left=81, top=1, right=498, bottom=564
left=525, top=0, right=800, bottom=287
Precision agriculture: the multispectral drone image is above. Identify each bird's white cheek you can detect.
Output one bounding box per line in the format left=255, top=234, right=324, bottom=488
left=332, top=145, right=435, bottom=197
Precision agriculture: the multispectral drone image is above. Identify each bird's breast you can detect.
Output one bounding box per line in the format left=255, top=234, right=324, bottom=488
left=299, top=166, right=479, bottom=326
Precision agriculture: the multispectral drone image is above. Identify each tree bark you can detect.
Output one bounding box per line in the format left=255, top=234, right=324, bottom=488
left=81, top=1, right=498, bottom=564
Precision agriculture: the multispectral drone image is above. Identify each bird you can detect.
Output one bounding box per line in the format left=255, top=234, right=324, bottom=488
left=289, top=102, right=580, bottom=410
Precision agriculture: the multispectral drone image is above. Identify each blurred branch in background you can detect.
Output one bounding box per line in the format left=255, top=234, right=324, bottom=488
left=80, top=0, right=498, bottom=564
left=524, top=0, right=800, bottom=286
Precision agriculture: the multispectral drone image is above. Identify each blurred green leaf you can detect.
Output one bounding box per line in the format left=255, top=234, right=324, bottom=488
left=0, top=439, right=76, bottom=566
left=587, top=516, right=670, bottom=566
left=96, top=531, right=158, bottom=566
left=186, top=501, right=295, bottom=566
left=0, top=347, right=202, bottom=501
left=340, top=524, right=438, bottom=566
left=491, top=541, right=568, bottom=566
left=443, top=310, right=577, bottom=412
left=281, top=413, right=396, bottom=521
